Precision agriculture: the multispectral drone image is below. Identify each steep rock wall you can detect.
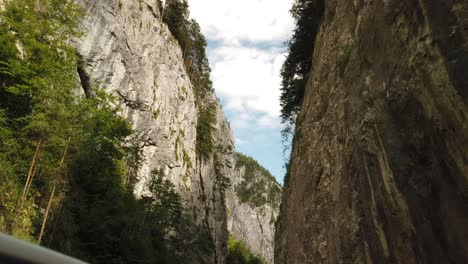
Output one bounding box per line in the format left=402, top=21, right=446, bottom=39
left=72, top=0, right=228, bottom=262
left=276, top=0, right=468, bottom=263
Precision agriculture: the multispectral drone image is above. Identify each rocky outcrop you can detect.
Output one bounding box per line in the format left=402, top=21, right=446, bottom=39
left=276, top=0, right=468, bottom=263
left=72, top=0, right=228, bottom=262
left=226, top=154, right=282, bottom=263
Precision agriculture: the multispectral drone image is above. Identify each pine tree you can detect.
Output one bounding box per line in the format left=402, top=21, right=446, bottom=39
left=280, top=0, right=324, bottom=126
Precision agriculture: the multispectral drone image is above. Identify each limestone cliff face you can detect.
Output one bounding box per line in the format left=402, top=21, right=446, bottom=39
left=226, top=154, right=282, bottom=263
left=276, top=0, right=468, bottom=263
left=72, top=0, right=228, bottom=262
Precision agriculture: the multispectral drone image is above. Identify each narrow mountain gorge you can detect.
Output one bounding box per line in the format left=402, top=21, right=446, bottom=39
left=2, top=0, right=467, bottom=263
left=0, top=0, right=279, bottom=263
left=276, top=0, right=468, bottom=263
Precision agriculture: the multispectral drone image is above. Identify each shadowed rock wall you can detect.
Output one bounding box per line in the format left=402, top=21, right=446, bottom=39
left=275, top=0, right=468, bottom=263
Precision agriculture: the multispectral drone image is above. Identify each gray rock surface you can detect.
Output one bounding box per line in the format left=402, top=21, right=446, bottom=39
left=275, top=0, right=468, bottom=263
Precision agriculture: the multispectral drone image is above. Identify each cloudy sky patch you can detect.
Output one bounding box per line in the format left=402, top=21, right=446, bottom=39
left=189, top=0, right=294, bottom=44
left=189, top=0, right=294, bottom=182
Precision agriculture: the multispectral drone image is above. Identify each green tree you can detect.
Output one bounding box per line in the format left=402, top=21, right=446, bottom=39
left=139, top=170, right=216, bottom=264
left=46, top=92, right=135, bottom=263
left=162, top=0, right=190, bottom=54
left=235, top=153, right=282, bottom=209
left=196, top=102, right=217, bottom=160
left=280, top=0, right=324, bottom=127
left=0, top=0, right=83, bottom=240
left=227, top=235, right=265, bottom=264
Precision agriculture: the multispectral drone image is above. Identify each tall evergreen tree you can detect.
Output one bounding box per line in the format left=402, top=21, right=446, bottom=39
left=280, top=0, right=324, bottom=127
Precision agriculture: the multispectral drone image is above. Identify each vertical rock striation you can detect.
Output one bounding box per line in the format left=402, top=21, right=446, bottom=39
left=276, top=0, right=468, bottom=263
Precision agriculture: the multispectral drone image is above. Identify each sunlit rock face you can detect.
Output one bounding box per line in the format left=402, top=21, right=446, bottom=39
left=73, top=0, right=196, bottom=197
left=275, top=0, right=468, bottom=263
left=72, top=0, right=226, bottom=262
left=72, top=0, right=280, bottom=262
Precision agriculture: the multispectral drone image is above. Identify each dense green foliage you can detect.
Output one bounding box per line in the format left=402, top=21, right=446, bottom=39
left=162, top=0, right=217, bottom=160
left=162, top=0, right=213, bottom=100
left=227, top=235, right=264, bottom=264
left=196, top=102, right=217, bottom=160
left=280, top=0, right=324, bottom=127
left=0, top=0, right=84, bottom=240
left=50, top=169, right=214, bottom=263
left=235, top=153, right=282, bottom=209
left=0, top=1, right=214, bottom=263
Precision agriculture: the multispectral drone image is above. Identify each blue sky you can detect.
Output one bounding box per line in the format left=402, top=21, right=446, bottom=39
left=188, top=0, right=295, bottom=183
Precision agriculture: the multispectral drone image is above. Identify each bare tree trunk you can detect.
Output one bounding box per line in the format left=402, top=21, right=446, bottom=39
left=21, top=139, right=43, bottom=200
left=185, top=57, right=193, bottom=73
left=11, top=139, right=43, bottom=231
left=25, top=168, right=43, bottom=201
left=38, top=183, right=55, bottom=244
left=37, top=139, right=69, bottom=244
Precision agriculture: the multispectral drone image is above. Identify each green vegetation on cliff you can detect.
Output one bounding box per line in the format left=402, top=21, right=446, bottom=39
left=0, top=1, right=214, bottom=262
left=235, top=153, right=282, bottom=209
left=280, top=0, right=324, bottom=128
left=162, top=0, right=217, bottom=161
left=227, top=235, right=264, bottom=264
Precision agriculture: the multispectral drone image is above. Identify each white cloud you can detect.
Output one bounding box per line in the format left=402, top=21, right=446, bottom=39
left=257, top=115, right=282, bottom=128
left=189, top=0, right=294, bottom=44
left=224, top=108, right=254, bottom=130
left=210, top=45, right=287, bottom=118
